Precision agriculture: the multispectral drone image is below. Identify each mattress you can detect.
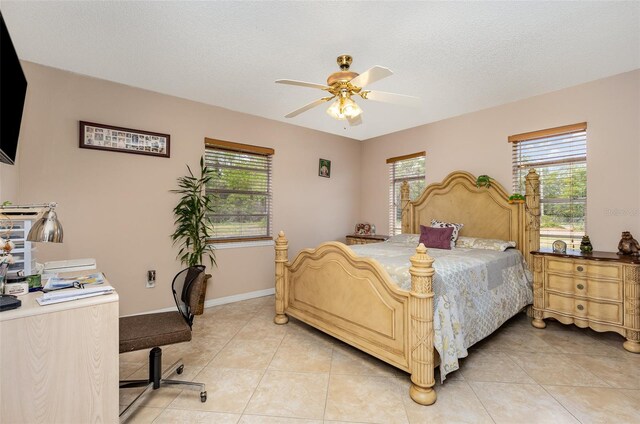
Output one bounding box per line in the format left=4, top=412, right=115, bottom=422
left=349, top=235, right=533, bottom=380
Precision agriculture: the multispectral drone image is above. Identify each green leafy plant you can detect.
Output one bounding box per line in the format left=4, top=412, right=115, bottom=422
left=508, top=193, right=525, bottom=202
left=476, top=175, right=491, bottom=188
left=171, top=157, right=216, bottom=268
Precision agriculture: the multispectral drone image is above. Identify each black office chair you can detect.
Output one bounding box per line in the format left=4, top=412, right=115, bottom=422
left=119, top=266, right=209, bottom=422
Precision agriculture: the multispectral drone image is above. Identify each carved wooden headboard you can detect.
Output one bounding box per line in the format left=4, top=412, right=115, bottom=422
left=400, top=170, right=540, bottom=267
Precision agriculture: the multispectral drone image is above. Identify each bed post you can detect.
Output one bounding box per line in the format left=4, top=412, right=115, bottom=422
left=401, top=180, right=410, bottom=234
left=525, top=169, right=541, bottom=268
left=408, top=243, right=437, bottom=405
left=525, top=169, right=545, bottom=328
left=274, top=230, right=289, bottom=325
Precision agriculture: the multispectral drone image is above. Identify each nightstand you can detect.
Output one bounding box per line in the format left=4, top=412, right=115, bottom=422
left=345, top=234, right=389, bottom=245
left=530, top=249, right=640, bottom=353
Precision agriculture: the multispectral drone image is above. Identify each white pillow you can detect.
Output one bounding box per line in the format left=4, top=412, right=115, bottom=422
left=387, top=234, right=420, bottom=245
left=456, top=236, right=516, bottom=252
left=455, top=236, right=476, bottom=248
left=430, top=219, right=464, bottom=248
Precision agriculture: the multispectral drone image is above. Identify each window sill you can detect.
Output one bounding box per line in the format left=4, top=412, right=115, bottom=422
left=209, top=239, right=275, bottom=250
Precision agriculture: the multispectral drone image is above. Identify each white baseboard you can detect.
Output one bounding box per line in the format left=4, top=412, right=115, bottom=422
left=203, top=287, right=275, bottom=308
left=122, top=287, right=275, bottom=317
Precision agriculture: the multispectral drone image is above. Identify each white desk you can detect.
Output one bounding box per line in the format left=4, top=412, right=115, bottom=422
left=0, top=283, right=119, bottom=423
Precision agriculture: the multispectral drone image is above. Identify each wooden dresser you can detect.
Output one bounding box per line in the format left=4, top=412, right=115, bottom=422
left=530, top=249, right=640, bottom=353
left=345, top=234, right=389, bottom=245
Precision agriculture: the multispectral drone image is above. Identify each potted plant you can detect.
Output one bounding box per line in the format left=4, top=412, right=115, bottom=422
left=171, top=157, right=216, bottom=270
left=508, top=193, right=525, bottom=203
left=476, top=175, right=491, bottom=188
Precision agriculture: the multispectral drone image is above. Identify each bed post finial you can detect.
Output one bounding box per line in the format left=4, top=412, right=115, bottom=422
left=274, top=230, right=289, bottom=325
left=401, top=180, right=410, bottom=234
left=408, top=243, right=437, bottom=405
left=525, top=169, right=541, bottom=267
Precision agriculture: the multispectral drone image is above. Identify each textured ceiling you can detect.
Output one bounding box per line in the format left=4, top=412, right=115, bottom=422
left=2, top=1, right=639, bottom=141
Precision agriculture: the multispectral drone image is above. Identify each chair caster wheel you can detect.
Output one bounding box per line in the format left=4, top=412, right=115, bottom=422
left=176, top=365, right=184, bottom=375
left=200, top=391, right=207, bottom=402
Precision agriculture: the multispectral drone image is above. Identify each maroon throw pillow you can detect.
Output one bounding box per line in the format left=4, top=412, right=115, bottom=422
left=419, top=225, right=454, bottom=250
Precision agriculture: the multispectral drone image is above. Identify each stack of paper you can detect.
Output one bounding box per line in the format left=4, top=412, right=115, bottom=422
left=43, top=272, right=106, bottom=292
left=36, top=285, right=114, bottom=306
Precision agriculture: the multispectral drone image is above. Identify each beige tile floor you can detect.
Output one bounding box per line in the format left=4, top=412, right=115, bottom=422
left=120, top=295, right=640, bottom=423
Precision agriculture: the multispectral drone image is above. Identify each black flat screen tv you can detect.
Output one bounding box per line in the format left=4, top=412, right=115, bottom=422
left=0, top=12, right=28, bottom=165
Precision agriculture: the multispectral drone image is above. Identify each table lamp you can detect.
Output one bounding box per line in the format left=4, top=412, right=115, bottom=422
left=26, top=203, right=64, bottom=243
left=0, top=202, right=63, bottom=243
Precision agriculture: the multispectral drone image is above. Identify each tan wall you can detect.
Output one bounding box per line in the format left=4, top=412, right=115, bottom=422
left=361, top=70, right=640, bottom=252
left=0, top=162, right=20, bottom=202
left=11, top=62, right=362, bottom=315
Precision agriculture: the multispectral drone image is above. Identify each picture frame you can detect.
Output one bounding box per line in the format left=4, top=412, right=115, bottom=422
left=552, top=239, right=567, bottom=254
left=79, top=121, right=170, bottom=158
left=354, top=222, right=376, bottom=235
left=319, top=158, right=331, bottom=178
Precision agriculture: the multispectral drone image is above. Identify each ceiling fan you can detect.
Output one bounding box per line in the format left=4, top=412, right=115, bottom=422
left=276, top=55, right=420, bottom=126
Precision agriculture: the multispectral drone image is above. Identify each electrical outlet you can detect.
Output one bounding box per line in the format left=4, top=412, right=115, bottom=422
left=146, top=270, right=156, bottom=288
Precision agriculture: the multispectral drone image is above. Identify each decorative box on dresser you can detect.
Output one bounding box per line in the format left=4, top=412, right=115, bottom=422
left=530, top=249, right=640, bottom=353
left=345, top=234, right=389, bottom=245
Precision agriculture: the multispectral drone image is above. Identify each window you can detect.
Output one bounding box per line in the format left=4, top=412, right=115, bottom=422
left=204, top=138, right=274, bottom=243
left=510, top=123, right=587, bottom=250
left=388, top=152, right=426, bottom=235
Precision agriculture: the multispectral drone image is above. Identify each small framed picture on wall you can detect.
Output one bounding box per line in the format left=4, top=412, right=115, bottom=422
left=319, top=158, right=331, bottom=178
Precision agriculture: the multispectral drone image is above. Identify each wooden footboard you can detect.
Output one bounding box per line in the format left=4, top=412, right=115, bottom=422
left=274, top=231, right=436, bottom=405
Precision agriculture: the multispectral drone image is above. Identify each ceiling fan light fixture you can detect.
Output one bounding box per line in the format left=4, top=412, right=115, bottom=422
left=342, top=97, right=362, bottom=118
left=326, top=98, right=343, bottom=119
left=278, top=55, right=418, bottom=122
left=326, top=96, right=362, bottom=120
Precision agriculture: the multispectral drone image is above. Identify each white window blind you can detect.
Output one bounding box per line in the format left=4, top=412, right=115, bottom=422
left=388, top=153, right=426, bottom=236
left=511, top=123, right=587, bottom=250
left=204, top=139, right=274, bottom=242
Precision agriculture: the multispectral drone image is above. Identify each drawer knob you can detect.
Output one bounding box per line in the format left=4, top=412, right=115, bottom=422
left=577, top=304, right=584, bottom=311
left=576, top=266, right=584, bottom=272
left=576, top=283, right=585, bottom=290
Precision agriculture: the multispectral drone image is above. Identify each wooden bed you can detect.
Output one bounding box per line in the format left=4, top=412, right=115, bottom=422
left=273, top=170, right=541, bottom=405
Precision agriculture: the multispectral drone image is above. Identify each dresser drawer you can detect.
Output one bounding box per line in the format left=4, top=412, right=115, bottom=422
left=546, top=258, right=622, bottom=280
left=545, top=292, right=623, bottom=325
left=546, top=273, right=622, bottom=302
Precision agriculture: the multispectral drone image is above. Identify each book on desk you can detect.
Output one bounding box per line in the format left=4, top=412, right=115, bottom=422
left=43, top=272, right=105, bottom=291
left=36, top=284, right=115, bottom=305
left=36, top=271, right=114, bottom=306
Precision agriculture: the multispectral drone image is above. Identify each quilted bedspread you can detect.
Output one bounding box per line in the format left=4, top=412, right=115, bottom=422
left=348, top=235, right=533, bottom=381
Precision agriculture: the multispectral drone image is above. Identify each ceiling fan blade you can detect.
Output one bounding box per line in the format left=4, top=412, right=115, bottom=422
left=347, top=115, right=362, bottom=126
left=276, top=79, right=330, bottom=90
left=284, top=97, right=333, bottom=118
left=362, top=90, right=421, bottom=107
left=348, top=66, right=393, bottom=88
